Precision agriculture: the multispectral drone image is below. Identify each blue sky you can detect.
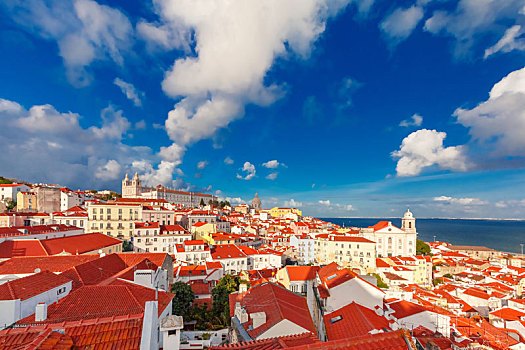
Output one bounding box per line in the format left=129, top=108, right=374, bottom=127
left=1, top=0, right=525, bottom=218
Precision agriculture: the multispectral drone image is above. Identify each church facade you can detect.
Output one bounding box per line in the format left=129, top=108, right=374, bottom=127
left=361, top=209, right=418, bottom=257
left=121, top=173, right=217, bottom=208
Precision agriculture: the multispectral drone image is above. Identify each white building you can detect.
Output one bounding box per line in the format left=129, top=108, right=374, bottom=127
left=290, top=234, right=315, bottom=265
left=361, top=209, right=417, bottom=257
left=173, top=240, right=212, bottom=265
left=0, top=271, right=72, bottom=328
left=0, top=184, right=30, bottom=201
left=314, top=235, right=376, bottom=272
left=211, top=244, right=248, bottom=275
left=60, top=189, right=92, bottom=211
left=122, top=173, right=217, bottom=208
left=134, top=223, right=192, bottom=254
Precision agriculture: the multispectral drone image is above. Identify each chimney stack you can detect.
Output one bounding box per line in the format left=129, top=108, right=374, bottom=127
left=35, top=303, right=47, bottom=322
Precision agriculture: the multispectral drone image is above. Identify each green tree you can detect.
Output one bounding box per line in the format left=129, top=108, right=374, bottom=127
left=0, top=176, right=13, bottom=185
left=211, top=275, right=247, bottom=326
left=433, top=278, right=444, bottom=286
left=416, top=239, right=431, bottom=256
left=371, top=273, right=388, bottom=289
left=122, top=241, right=133, bottom=252
left=6, top=200, right=16, bottom=211
left=200, top=199, right=206, bottom=206
left=443, top=273, right=453, bottom=279
left=171, top=282, right=195, bottom=317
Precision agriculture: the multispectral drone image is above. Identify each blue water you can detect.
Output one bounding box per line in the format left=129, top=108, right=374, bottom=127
left=321, top=218, right=525, bottom=254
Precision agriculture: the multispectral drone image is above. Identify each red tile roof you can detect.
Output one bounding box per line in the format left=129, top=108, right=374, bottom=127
left=0, top=328, right=73, bottom=349
left=229, top=282, right=315, bottom=339
left=490, top=307, right=525, bottom=321
left=40, top=233, right=122, bottom=255
left=212, top=244, right=247, bottom=259
left=210, top=332, right=321, bottom=349
left=289, top=329, right=416, bottom=349
left=388, top=300, right=426, bottom=319
left=286, top=266, right=319, bottom=281
left=17, top=281, right=173, bottom=325
left=370, top=221, right=391, bottom=231
left=0, top=270, right=71, bottom=301
left=0, top=240, right=48, bottom=259
left=0, top=255, right=100, bottom=275
left=117, top=252, right=170, bottom=268
left=324, top=302, right=391, bottom=340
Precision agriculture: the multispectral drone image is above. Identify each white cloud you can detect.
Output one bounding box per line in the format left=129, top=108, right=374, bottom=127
left=455, top=67, right=525, bottom=158
left=145, top=0, right=358, bottom=164
left=284, top=199, right=302, bottom=207
left=114, top=78, right=144, bottom=107
left=433, top=196, right=488, bottom=206
left=344, top=204, right=355, bottom=211
left=380, top=5, right=424, bottom=45
left=225, top=197, right=244, bottom=205
left=392, top=129, right=468, bottom=176
left=236, top=161, right=256, bottom=180
left=424, top=0, right=525, bottom=58
left=95, top=159, right=121, bottom=180
left=262, top=160, right=280, bottom=168
left=319, top=199, right=331, bottom=206
left=0, top=97, right=162, bottom=188
left=197, top=160, right=209, bottom=170
left=399, top=113, right=423, bottom=127
left=135, top=120, right=146, bottom=130
left=224, top=156, right=234, bottom=165
left=485, top=25, right=525, bottom=58
left=3, top=0, right=133, bottom=86
left=266, top=172, right=278, bottom=180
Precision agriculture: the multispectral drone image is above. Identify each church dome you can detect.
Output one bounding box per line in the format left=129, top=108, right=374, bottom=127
left=404, top=208, right=413, bottom=218
left=251, top=193, right=262, bottom=209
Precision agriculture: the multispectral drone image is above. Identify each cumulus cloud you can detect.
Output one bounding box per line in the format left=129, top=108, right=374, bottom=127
left=266, top=172, right=278, bottom=180
left=454, top=67, right=525, bottom=160
left=284, top=199, right=303, bottom=207
left=141, top=0, right=361, bottom=165
left=399, top=114, right=423, bottom=127
left=197, top=160, right=209, bottom=170
left=114, top=78, right=144, bottom=106
left=434, top=196, right=488, bottom=206
left=319, top=199, right=331, bottom=206
left=380, top=5, right=424, bottom=45
left=0, top=97, right=161, bottom=188
left=236, top=162, right=256, bottom=180
left=3, top=0, right=133, bottom=86
left=262, top=160, right=281, bottom=168
left=95, top=159, right=121, bottom=180
left=424, top=0, right=525, bottom=58
left=224, top=156, right=234, bottom=165
left=392, top=129, right=468, bottom=176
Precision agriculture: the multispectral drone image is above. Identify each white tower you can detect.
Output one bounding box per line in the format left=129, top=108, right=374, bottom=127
left=122, top=172, right=142, bottom=198
left=401, top=208, right=416, bottom=233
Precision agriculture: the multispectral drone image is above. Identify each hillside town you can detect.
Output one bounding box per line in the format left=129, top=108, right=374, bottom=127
left=0, top=175, right=524, bottom=349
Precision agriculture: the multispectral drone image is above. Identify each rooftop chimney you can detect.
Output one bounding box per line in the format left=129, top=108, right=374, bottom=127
left=35, top=303, right=47, bottom=322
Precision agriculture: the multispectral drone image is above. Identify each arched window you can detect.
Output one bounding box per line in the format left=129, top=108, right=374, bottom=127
left=408, top=222, right=412, bottom=228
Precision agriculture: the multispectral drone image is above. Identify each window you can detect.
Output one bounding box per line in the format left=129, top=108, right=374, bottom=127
left=57, top=287, right=66, bottom=295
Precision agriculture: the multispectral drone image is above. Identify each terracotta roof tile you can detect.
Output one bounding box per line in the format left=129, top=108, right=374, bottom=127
left=324, top=302, right=391, bottom=340
left=0, top=270, right=71, bottom=301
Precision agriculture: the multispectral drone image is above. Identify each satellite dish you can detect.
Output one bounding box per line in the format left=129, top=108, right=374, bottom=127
left=34, top=268, right=41, bottom=273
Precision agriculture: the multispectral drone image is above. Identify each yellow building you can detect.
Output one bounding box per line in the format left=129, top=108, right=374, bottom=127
left=17, top=191, right=36, bottom=212
left=269, top=207, right=302, bottom=218
left=86, top=202, right=143, bottom=240
left=190, top=222, right=217, bottom=241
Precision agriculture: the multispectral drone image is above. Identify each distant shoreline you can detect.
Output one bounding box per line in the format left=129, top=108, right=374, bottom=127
left=321, top=217, right=525, bottom=221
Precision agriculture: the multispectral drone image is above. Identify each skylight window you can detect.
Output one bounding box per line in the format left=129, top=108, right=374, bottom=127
left=327, top=274, right=337, bottom=280
left=330, top=315, right=342, bottom=323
